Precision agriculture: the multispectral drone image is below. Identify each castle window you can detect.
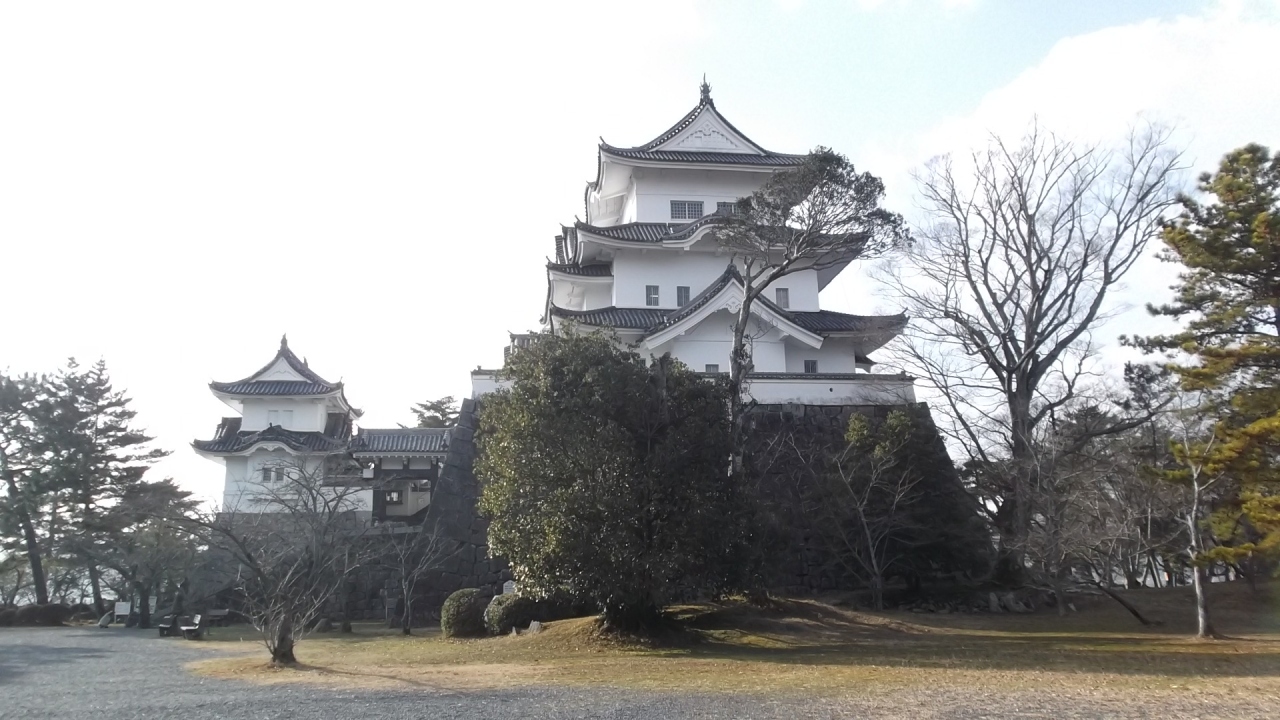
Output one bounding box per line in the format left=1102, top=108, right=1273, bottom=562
left=677, top=286, right=690, bottom=307
left=804, top=360, right=819, bottom=374
left=670, top=200, right=703, bottom=220
left=705, top=364, right=719, bottom=373
left=775, top=288, right=790, bottom=309
left=261, top=467, right=285, bottom=483
left=266, top=409, right=293, bottom=427
left=716, top=202, right=738, bottom=215
left=646, top=285, right=660, bottom=306
left=385, top=490, right=403, bottom=506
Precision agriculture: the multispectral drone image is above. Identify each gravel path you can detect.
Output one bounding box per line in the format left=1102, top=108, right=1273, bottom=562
left=0, top=626, right=1272, bottom=719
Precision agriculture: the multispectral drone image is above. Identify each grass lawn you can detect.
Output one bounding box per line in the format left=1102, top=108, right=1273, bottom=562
left=189, top=581, right=1280, bottom=702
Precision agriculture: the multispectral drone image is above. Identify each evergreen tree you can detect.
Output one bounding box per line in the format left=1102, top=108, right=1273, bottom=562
left=1134, top=144, right=1280, bottom=582
left=46, top=359, right=170, bottom=615
left=476, top=332, right=747, bottom=633
left=0, top=373, right=54, bottom=604
left=409, top=396, right=459, bottom=428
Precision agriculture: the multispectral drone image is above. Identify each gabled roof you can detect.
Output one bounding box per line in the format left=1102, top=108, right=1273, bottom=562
left=549, top=264, right=907, bottom=352
left=191, top=416, right=352, bottom=456
left=349, top=428, right=450, bottom=455
left=598, top=80, right=805, bottom=167
left=210, top=335, right=340, bottom=396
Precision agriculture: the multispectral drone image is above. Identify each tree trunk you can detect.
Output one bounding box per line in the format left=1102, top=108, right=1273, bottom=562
left=869, top=575, right=885, bottom=611
left=272, top=616, right=298, bottom=665
left=1092, top=582, right=1159, bottom=626
left=87, top=561, right=105, bottom=617
left=402, top=599, right=412, bottom=636
left=134, top=582, right=151, bottom=629
left=1187, top=487, right=1218, bottom=639
left=3, top=472, right=49, bottom=604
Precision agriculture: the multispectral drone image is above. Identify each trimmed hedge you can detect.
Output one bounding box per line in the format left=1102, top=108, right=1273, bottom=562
left=0, top=608, right=14, bottom=627
left=440, top=589, right=488, bottom=638
left=484, top=594, right=538, bottom=636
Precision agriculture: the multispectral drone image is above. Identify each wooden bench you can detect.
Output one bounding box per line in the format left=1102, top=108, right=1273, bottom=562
left=206, top=609, right=230, bottom=627
left=180, top=614, right=204, bottom=640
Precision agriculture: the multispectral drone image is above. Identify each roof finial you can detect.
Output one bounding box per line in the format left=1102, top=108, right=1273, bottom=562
left=280, top=334, right=289, bottom=350
left=700, top=74, right=711, bottom=103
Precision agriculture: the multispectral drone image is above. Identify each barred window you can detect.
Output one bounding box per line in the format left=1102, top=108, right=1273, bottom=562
left=646, top=285, right=660, bottom=306
left=775, top=288, right=790, bottom=309
left=716, top=202, right=738, bottom=215
left=705, top=364, right=719, bottom=373
left=385, top=490, right=403, bottom=506
left=670, top=200, right=704, bottom=220
left=804, top=360, right=819, bottom=374
left=676, top=286, right=690, bottom=307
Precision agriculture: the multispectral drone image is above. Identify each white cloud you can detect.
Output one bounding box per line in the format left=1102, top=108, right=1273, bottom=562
left=852, top=0, right=1280, bottom=374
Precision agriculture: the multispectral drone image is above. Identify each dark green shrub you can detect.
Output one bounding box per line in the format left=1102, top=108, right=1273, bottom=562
left=484, top=594, right=538, bottom=635
left=0, top=608, right=14, bottom=627
left=13, top=604, right=69, bottom=626
left=440, top=589, right=488, bottom=638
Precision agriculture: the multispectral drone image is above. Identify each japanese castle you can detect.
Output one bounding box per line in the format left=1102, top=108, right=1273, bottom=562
left=193, top=336, right=446, bottom=521
left=195, top=82, right=914, bottom=519
left=472, top=81, right=913, bottom=406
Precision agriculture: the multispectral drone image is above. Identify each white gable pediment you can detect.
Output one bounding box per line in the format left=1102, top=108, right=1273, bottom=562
left=255, top=357, right=308, bottom=383
left=643, top=279, right=823, bottom=350
left=654, top=110, right=761, bottom=155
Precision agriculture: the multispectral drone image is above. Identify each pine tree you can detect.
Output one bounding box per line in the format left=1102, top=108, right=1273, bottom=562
left=1133, top=143, right=1280, bottom=634
left=409, top=396, right=459, bottom=428
left=46, top=359, right=170, bottom=615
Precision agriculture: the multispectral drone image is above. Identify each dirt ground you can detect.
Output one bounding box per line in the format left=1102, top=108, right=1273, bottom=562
left=188, top=581, right=1280, bottom=717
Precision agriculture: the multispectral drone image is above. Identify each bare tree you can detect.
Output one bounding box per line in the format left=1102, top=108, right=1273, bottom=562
left=714, top=149, right=908, bottom=475
left=877, top=124, right=1183, bottom=578
left=803, top=411, right=924, bottom=610
left=374, top=521, right=448, bottom=635
left=188, top=454, right=371, bottom=665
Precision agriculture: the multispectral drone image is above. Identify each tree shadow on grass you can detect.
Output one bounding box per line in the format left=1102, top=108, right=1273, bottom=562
left=684, top=630, right=1280, bottom=678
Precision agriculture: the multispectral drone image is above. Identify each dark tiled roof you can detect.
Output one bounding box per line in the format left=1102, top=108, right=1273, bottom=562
left=350, top=428, right=450, bottom=455
left=191, top=417, right=350, bottom=455
left=789, top=311, right=908, bottom=335
left=599, top=146, right=806, bottom=166
left=211, top=335, right=341, bottom=396
left=574, top=215, right=724, bottom=244
left=209, top=380, right=336, bottom=396
left=549, top=306, right=669, bottom=330
left=547, top=262, right=612, bottom=277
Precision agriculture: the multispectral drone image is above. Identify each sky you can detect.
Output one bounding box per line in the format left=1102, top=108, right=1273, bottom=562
left=1, top=0, right=1277, bottom=503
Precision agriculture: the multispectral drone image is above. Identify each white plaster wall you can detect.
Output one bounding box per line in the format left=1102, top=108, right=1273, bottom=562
left=582, top=282, right=613, bottom=310
left=631, top=168, right=765, bottom=223
left=613, top=250, right=731, bottom=308
left=784, top=337, right=862, bottom=374
left=763, top=269, right=819, bottom=312
left=471, top=372, right=512, bottom=398
left=240, top=397, right=327, bottom=432
left=655, top=311, right=787, bottom=373
left=220, top=449, right=370, bottom=513
left=747, top=376, right=917, bottom=405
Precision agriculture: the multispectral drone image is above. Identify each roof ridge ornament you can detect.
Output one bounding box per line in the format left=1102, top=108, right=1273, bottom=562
left=280, top=333, right=289, bottom=350
left=700, top=75, right=712, bottom=104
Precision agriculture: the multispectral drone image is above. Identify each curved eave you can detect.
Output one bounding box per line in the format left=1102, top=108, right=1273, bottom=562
left=598, top=145, right=801, bottom=172
left=191, top=440, right=333, bottom=458
left=574, top=221, right=722, bottom=250
left=547, top=268, right=612, bottom=283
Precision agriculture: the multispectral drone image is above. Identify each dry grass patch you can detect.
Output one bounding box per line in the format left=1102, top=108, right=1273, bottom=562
left=189, top=583, right=1280, bottom=700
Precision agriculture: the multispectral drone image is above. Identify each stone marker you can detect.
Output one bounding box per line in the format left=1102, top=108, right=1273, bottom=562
left=97, top=613, right=113, bottom=628
left=502, top=580, right=517, bottom=595
left=527, top=621, right=542, bottom=634
left=988, top=592, right=1002, bottom=613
